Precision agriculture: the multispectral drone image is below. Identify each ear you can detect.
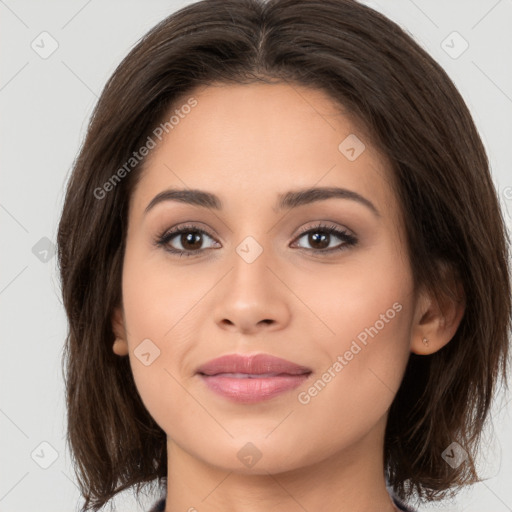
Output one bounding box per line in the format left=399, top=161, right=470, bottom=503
left=410, top=266, right=465, bottom=355
left=111, top=306, right=129, bottom=356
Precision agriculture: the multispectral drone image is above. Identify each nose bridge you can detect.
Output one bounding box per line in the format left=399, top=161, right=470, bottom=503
left=230, top=234, right=273, bottom=302
left=212, top=233, right=291, bottom=332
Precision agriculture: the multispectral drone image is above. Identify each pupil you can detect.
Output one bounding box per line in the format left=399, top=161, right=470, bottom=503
left=310, top=232, right=329, bottom=249
left=182, top=231, right=202, bottom=250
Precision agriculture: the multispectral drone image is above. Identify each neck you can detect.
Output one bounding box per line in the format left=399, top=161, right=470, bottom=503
left=164, top=414, right=398, bottom=512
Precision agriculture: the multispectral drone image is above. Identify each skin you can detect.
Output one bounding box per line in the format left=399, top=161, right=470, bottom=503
left=111, top=82, right=464, bottom=512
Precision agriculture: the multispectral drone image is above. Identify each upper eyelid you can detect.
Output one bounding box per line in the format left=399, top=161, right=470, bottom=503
left=295, top=222, right=353, bottom=236
left=162, top=222, right=351, bottom=236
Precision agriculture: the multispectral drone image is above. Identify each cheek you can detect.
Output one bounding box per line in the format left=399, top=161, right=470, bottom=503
left=301, top=240, right=413, bottom=353
left=120, top=243, right=205, bottom=422
left=296, top=246, right=414, bottom=436
left=121, top=237, right=207, bottom=344
left=290, top=314, right=412, bottom=459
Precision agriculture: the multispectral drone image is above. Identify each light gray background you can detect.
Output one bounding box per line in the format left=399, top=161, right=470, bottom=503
left=1, top=1, right=511, bottom=511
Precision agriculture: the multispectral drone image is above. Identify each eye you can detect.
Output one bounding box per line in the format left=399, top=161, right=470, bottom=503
left=291, top=222, right=357, bottom=254
left=155, top=224, right=220, bottom=257
left=154, top=221, right=358, bottom=258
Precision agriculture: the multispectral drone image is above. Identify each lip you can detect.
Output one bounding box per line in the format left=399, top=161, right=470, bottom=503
left=196, top=353, right=312, bottom=404
left=196, top=353, right=312, bottom=376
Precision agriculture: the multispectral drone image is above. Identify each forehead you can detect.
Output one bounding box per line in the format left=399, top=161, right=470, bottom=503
left=129, top=82, right=397, bottom=220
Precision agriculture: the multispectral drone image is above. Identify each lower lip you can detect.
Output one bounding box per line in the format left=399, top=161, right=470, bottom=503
left=199, top=373, right=311, bottom=403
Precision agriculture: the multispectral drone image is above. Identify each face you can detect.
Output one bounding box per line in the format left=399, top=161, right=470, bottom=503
left=112, top=82, right=420, bottom=474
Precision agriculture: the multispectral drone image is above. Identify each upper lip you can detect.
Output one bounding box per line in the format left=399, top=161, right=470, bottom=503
left=196, top=353, right=312, bottom=376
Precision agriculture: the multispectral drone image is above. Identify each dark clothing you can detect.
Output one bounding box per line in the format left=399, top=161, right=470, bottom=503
left=148, top=498, right=165, bottom=512
left=148, top=494, right=417, bottom=511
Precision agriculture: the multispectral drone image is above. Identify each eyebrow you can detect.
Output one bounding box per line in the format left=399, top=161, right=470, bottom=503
left=144, top=186, right=380, bottom=217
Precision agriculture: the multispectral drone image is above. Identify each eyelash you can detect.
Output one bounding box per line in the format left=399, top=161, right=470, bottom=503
left=154, top=222, right=358, bottom=258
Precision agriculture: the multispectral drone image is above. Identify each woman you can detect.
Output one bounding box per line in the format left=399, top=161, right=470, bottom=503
left=57, top=1, right=511, bottom=511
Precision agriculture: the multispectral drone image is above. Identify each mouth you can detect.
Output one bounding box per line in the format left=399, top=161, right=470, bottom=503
left=198, top=372, right=307, bottom=378
left=196, top=353, right=312, bottom=403
left=196, top=353, right=312, bottom=376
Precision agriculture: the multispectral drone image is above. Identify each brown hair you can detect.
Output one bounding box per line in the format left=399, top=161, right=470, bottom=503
left=57, top=0, right=511, bottom=510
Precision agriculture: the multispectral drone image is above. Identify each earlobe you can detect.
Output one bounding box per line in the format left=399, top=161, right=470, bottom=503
left=113, top=337, right=129, bottom=356
left=111, top=306, right=129, bottom=356
left=410, top=280, right=465, bottom=356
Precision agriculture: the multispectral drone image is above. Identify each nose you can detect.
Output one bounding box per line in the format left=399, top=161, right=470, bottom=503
left=212, top=245, right=292, bottom=335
